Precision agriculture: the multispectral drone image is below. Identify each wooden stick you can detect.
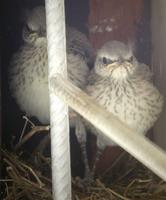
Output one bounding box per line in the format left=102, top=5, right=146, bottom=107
left=14, top=126, right=50, bottom=151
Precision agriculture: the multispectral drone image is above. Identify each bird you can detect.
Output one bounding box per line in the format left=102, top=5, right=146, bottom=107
left=84, top=40, right=164, bottom=178
left=8, top=6, right=93, bottom=172
left=9, top=5, right=93, bottom=123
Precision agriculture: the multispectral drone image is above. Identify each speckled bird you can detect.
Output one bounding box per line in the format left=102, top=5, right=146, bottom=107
left=85, top=40, right=163, bottom=176
left=8, top=6, right=95, bottom=172
left=9, top=6, right=93, bottom=125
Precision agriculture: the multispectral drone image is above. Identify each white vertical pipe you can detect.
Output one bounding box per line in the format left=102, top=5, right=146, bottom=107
left=45, top=1, right=71, bottom=200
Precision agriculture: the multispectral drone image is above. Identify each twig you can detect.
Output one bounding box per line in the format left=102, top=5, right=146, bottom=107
left=96, top=179, right=131, bottom=200
left=3, top=151, right=27, bottom=174
left=36, top=153, right=51, bottom=167
left=3, top=150, right=45, bottom=188
left=18, top=161, right=45, bottom=188
left=19, top=116, right=29, bottom=142
left=124, top=179, right=137, bottom=196
left=4, top=159, right=20, bottom=179
left=22, top=116, right=35, bottom=127
left=115, top=166, right=136, bottom=182
left=102, top=151, right=126, bottom=177
left=6, top=166, right=21, bottom=185
left=14, top=125, right=50, bottom=150
left=0, top=179, right=13, bottom=182
left=74, top=195, right=80, bottom=200
left=4, top=182, right=9, bottom=197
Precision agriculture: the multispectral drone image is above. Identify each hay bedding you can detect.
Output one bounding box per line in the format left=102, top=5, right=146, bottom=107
left=1, top=118, right=166, bottom=200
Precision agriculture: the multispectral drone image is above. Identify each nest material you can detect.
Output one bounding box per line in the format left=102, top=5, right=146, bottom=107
left=1, top=118, right=166, bottom=200
left=1, top=149, right=166, bottom=200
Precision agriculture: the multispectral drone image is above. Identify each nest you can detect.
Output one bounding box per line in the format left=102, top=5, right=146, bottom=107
left=1, top=117, right=166, bottom=200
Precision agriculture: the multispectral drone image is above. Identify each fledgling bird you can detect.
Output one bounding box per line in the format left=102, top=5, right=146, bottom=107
left=85, top=40, right=163, bottom=177
left=9, top=6, right=93, bottom=125
left=8, top=6, right=93, bottom=167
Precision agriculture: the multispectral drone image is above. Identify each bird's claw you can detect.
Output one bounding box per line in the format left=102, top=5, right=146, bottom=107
left=74, top=174, right=95, bottom=191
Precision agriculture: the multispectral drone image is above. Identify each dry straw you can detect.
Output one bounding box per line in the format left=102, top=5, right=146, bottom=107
left=1, top=118, right=166, bottom=200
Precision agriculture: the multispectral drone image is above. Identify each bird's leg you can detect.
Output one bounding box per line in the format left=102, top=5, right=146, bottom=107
left=75, top=117, right=91, bottom=179
left=90, top=137, right=105, bottom=179
left=91, top=147, right=103, bottom=178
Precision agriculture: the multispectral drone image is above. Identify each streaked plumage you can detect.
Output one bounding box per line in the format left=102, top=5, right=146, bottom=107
left=9, top=6, right=93, bottom=125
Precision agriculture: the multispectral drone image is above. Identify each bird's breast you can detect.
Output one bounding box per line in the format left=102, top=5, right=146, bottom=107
left=86, top=79, right=163, bottom=135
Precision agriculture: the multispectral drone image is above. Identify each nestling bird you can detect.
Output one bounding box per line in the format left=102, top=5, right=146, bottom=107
left=8, top=6, right=93, bottom=171
left=9, top=6, right=93, bottom=125
left=85, top=40, right=163, bottom=177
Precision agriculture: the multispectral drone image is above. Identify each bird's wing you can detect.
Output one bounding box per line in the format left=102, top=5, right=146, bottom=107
left=66, top=26, right=94, bottom=67
left=135, top=63, right=153, bottom=82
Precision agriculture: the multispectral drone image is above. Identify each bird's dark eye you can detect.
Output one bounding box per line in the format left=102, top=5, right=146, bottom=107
left=25, top=24, right=32, bottom=32
left=102, top=57, right=107, bottom=64
left=128, top=56, right=134, bottom=62
left=102, top=57, right=113, bottom=65
left=24, top=24, right=37, bottom=34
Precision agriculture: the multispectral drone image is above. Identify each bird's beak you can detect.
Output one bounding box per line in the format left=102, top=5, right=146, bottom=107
left=118, top=57, right=125, bottom=65
left=106, top=63, right=119, bottom=70
left=106, top=63, right=114, bottom=69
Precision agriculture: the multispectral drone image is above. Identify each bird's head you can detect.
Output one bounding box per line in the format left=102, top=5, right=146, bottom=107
left=95, top=40, right=138, bottom=79
left=22, top=6, right=46, bottom=44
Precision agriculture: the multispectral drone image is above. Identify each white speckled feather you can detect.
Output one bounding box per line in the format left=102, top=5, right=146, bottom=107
left=9, top=6, right=91, bottom=125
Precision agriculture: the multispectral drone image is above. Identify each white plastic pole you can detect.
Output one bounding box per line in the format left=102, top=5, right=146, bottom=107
left=51, top=76, right=166, bottom=182
left=45, top=1, right=71, bottom=200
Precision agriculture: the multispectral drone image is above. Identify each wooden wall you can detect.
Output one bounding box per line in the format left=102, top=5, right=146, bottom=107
left=151, top=0, right=166, bottom=150
left=89, top=0, right=144, bottom=50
